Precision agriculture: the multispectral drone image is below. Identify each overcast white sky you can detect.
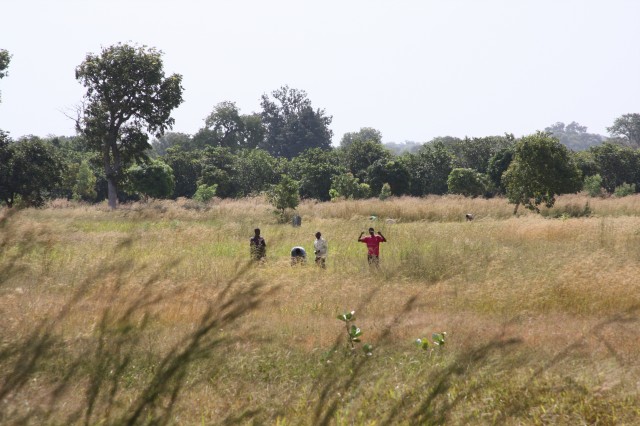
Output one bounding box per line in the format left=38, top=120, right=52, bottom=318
left=1, top=0, right=639, bottom=145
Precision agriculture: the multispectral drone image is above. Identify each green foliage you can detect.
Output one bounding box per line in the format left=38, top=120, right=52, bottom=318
left=191, top=102, right=264, bottom=151
left=582, top=174, right=603, bottom=197
left=486, top=147, right=514, bottom=194
left=259, top=86, right=332, bottom=159
left=162, top=147, right=202, bottom=198
left=337, top=311, right=373, bottom=355
left=406, top=141, right=454, bottom=196
left=447, top=168, right=488, bottom=197
left=607, top=113, right=640, bottom=148
left=0, top=48, right=10, bottom=102
left=73, top=160, right=97, bottom=201
left=126, top=160, right=175, bottom=199
left=193, top=183, right=218, bottom=203
left=379, top=183, right=392, bottom=200
left=198, top=147, right=237, bottom=198
left=503, top=132, right=582, bottom=213
left=233, top=149, right=281, bottom=197
left=340, top=139, right=391, bottom=182
left=287, top=148, right=345, bottom=201
left=0, top=49, right=10, bottom=79
left=614, top=182, right=636, bottom=197
left=445, top=134, right=515, bottom=173
left=339, top=127, right=383, bottom=148
left=589, top=143, right=639, bottom=193
left=267, top=174, right=300, bottom=219
left=366, top=158, right=411, bottom=196
left=0, top=136, right=66, bottom=207
left=329, top=173, right=371, bottom=200
left=75, top=43, right=184, bottom=208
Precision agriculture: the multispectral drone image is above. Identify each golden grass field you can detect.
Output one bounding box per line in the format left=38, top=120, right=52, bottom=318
left=2, top=194, right=640, bottom=425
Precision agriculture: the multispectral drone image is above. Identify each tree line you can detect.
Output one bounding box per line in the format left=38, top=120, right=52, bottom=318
left=1, top=44, right=640, bottom=212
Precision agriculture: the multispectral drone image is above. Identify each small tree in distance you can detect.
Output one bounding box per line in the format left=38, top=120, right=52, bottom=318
left=267, top=174, right=300, bottom=222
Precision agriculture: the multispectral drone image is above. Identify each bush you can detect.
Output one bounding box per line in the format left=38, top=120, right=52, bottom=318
left=379, top=183, right=392, bottom=200
left=614, top=182, right=636, bottom=197
left=583, top=174, right=603, bottom=197
left=193, top=183, right=218, bottom=203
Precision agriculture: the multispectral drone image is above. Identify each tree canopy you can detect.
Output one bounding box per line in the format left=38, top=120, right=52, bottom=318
left=503, top=132, right=582, bottom=213
left=75, top=43, right=183, bottom=208
left=259, top=86, right=332, bottom=159
left=607, top=113, right=640, bottom=148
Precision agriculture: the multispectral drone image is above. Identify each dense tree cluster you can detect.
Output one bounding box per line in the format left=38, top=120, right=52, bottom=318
left=2, top=43, right=640, bottom=212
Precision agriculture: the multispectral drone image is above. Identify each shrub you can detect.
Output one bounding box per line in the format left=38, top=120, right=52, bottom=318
left=614, top=182, right=636, bottom=197
left=193, top=183, right=218, bottom=203
left=379, top=183, right=392, bottom=200
left=583, top=174, right=603, bottom=197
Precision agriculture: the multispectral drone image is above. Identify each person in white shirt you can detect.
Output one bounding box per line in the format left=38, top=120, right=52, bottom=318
left=313, top=231, right=328, bottom=269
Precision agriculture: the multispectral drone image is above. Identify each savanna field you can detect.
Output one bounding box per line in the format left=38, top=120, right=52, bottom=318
left=2, top=195, right=640, bottom=425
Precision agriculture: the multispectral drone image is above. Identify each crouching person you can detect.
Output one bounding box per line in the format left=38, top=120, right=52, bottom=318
left=290, top=246, right=307, bottom=265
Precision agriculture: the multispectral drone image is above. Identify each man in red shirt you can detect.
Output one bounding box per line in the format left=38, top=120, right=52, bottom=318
left=358, top=227, right=387, bottom=266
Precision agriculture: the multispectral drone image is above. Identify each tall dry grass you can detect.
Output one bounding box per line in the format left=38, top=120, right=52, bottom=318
left=2, top=194, right=640, bottom=424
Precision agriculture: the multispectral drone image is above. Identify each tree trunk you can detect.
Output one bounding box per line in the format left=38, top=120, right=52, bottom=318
left=107, top=177, right=118, bottom=209
left=513, top=202, right=520, bottom=215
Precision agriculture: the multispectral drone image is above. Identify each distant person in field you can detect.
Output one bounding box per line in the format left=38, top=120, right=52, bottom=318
left=358, top=227, right=387, bottom=267
left=290, top=246, right=307, bottom=265
left=250, top=228, right=266, bottom=261
left=313, top=231, right=328, bottom=269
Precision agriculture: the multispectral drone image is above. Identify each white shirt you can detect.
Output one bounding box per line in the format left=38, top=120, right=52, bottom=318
left=314, top=238, right=328, bottom=258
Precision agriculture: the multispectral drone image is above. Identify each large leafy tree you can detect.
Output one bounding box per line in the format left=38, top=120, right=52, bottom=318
left=75, top=43, right=184, bottom=208
left=0, top=136, right=66, bottom=207
left=232, top=148, right=281, bottom=197
left=446, top=134, right=515, bottom=173
left=162, top=147, right=203, bottom=198
left=287, top=148, right=345, bottom=201
left=340, top=139, right=391, bottom=182
left=366, top=158, right=411, bottom=196
left=589, top=142, right=639, bottom=193
left=607, top=113, right=640, bottom=148
left=259, top=86, right=333, bottom=159
left=406, top=141, right=454, bottom=196
left=198, top=147, right=238, bottom=198
left=192, top=102, right=265, bottom=152
left=503, top=132, right=582, bottom=213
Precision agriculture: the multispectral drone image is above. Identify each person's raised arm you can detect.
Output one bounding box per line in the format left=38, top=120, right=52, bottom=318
left=377, top=231, right=387, bottom=242
left=358, top=232, right=365, bottom=242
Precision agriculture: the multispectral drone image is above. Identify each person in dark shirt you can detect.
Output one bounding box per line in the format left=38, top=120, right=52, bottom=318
left=250, top=228, right=266, bottom=261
